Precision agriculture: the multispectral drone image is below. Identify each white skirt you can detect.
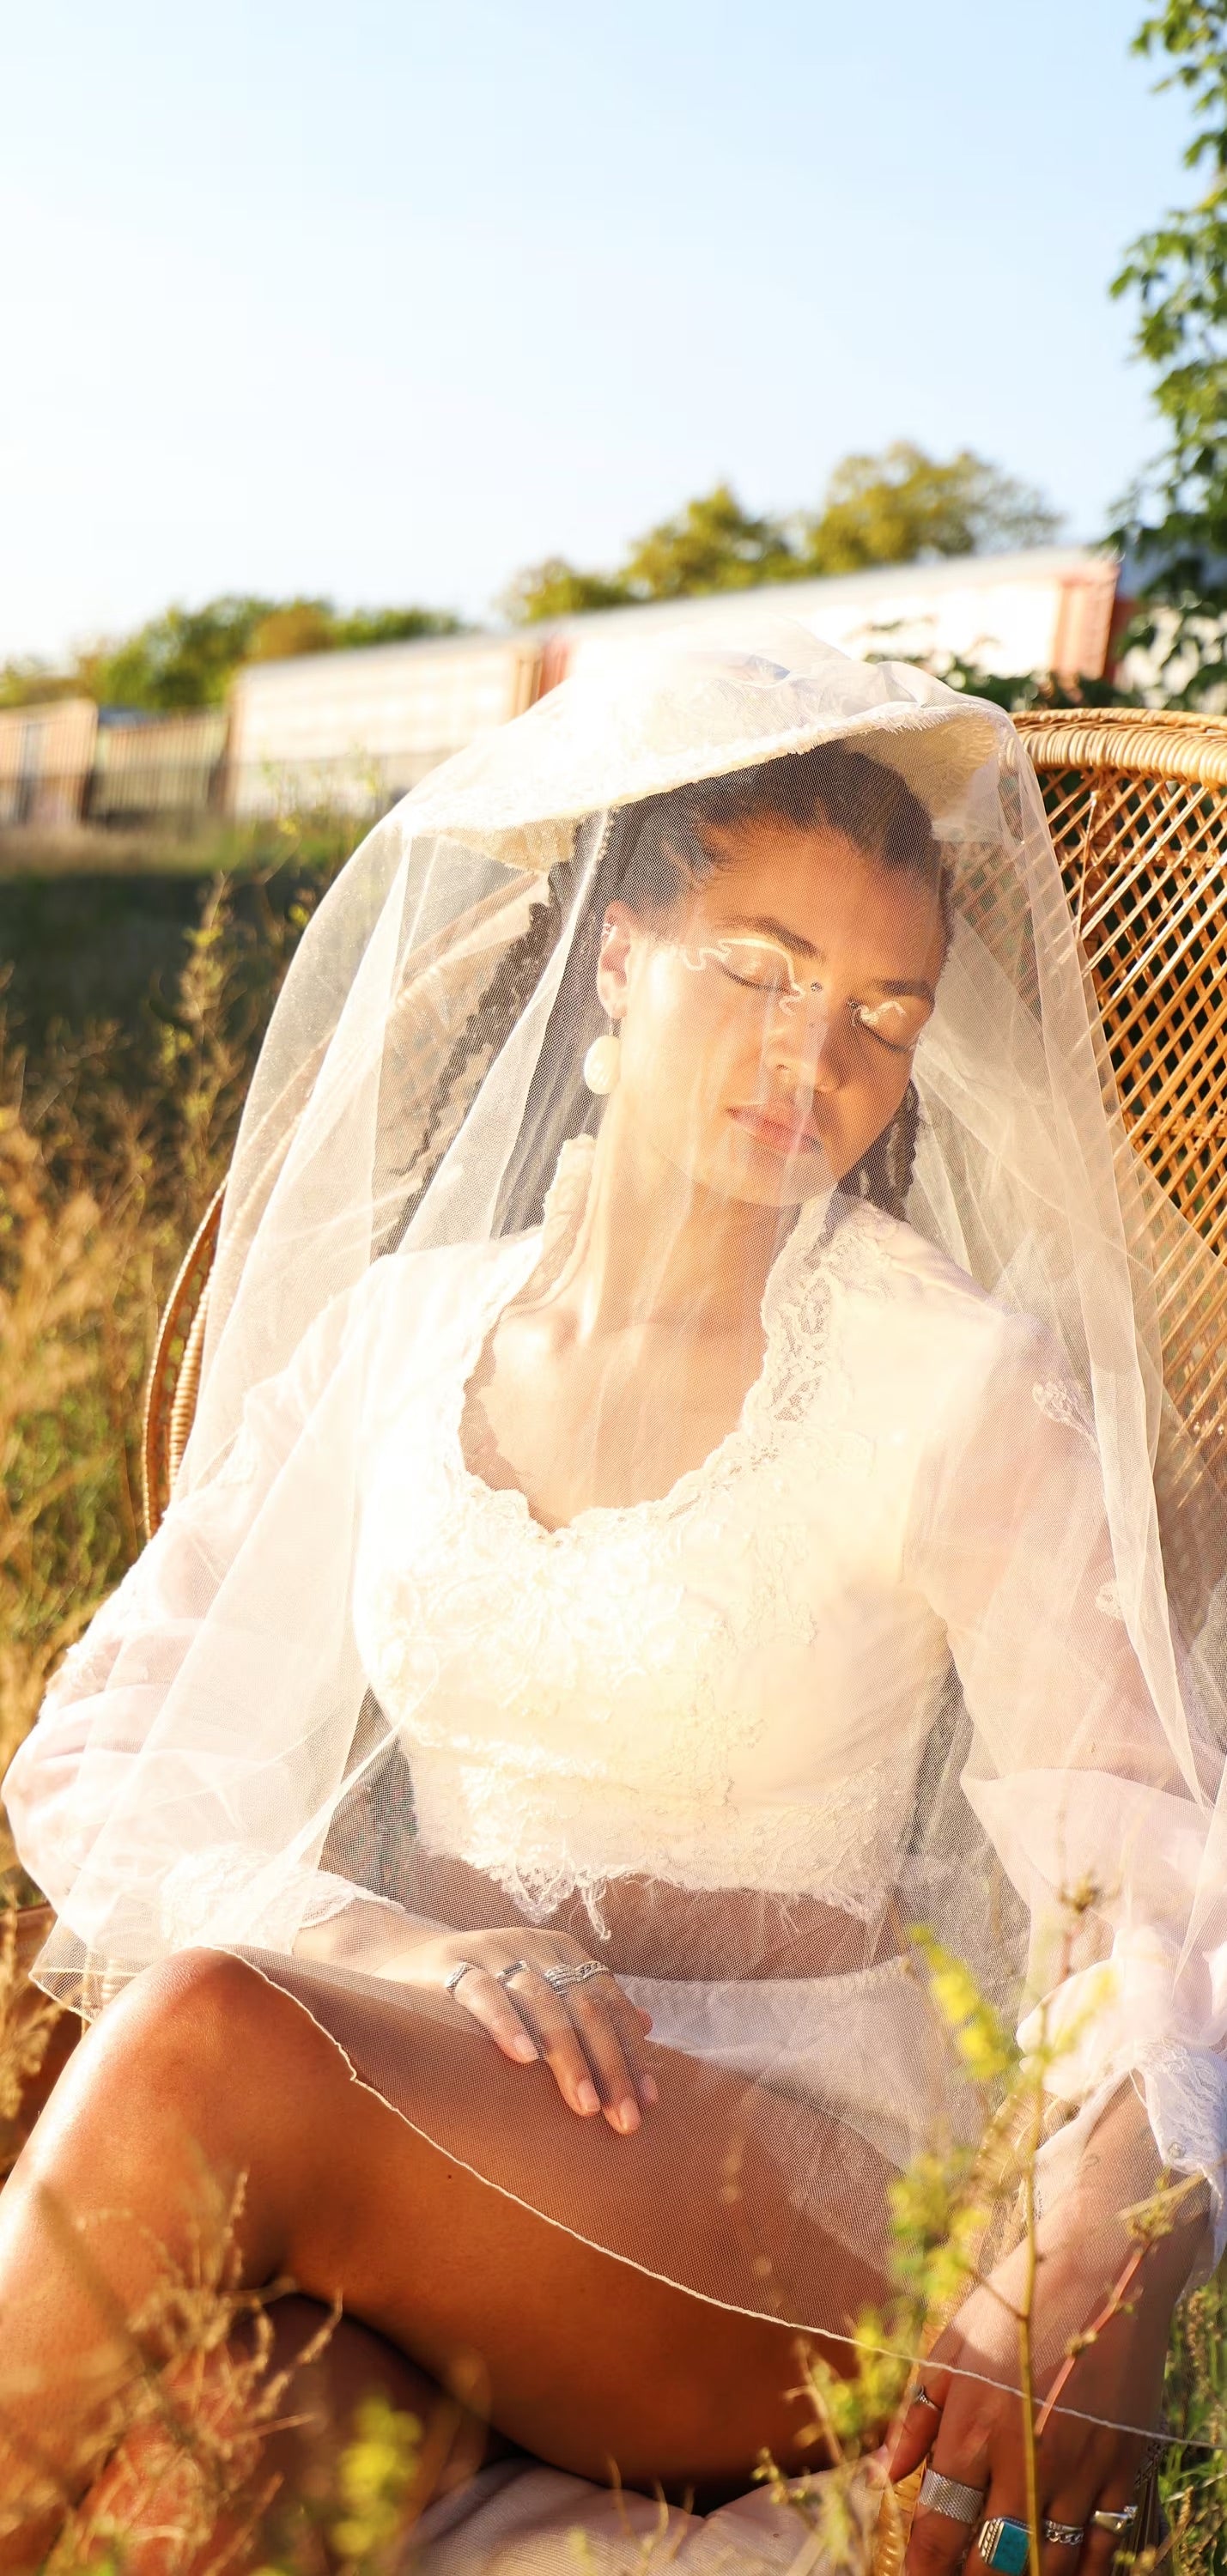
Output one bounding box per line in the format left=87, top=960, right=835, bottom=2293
left=413, top=2454, right=887, bottom=2573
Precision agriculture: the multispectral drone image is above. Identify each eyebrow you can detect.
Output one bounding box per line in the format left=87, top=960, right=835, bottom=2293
left=717, top=913, right=937, bottom=1006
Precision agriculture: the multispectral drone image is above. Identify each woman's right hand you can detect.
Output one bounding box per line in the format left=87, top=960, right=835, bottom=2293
left=383, top=1929, right=656, bottom=2134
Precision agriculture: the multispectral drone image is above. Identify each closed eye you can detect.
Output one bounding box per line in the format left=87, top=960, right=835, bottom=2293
left=854, top=999, right=925, bottom=1054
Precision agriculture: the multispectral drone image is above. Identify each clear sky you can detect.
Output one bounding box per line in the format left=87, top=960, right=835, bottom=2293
left=0, top=0, right=1195, bottom=661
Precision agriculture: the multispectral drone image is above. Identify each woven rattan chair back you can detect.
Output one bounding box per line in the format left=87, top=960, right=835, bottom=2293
left=1012, top=708, right=1227, bottom=1494
left=142, top=708, right=1227, bottom=1533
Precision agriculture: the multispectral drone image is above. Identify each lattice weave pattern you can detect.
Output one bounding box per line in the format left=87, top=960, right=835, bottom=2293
left=1015, top=710, right=1227, bottom=1490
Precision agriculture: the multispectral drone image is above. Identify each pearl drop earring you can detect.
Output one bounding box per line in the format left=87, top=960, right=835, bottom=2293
left=583, top=1021, right=622, bottom=1097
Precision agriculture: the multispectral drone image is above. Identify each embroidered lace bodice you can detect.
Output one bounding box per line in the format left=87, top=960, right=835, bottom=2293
left=353, top=1175, right=959, bottom=1926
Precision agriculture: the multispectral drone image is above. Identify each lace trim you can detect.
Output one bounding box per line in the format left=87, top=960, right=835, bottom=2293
left=449, top=1179, right=884, bottom=1547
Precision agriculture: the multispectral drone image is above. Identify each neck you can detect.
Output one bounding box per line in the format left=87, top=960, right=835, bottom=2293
left=554, top=1102, right=809, bottom=1338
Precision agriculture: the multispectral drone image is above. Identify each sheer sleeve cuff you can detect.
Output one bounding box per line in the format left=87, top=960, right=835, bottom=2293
left=1136, top=2040, right=1227, bottom=2280
left=1018, top=1950, right=1227, bottom=2284
left=159, top=1846, right=406, bottom=1953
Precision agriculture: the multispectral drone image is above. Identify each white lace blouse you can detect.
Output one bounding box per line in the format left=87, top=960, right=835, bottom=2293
left=8, top=1178, right=1227, bottom=2255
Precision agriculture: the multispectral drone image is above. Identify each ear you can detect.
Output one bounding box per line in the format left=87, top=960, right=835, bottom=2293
left=594, top=901, right=638, bottom=1026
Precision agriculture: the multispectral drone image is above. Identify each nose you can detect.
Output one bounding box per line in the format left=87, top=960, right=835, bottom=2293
left=765, top=991, right=846, bottom=1093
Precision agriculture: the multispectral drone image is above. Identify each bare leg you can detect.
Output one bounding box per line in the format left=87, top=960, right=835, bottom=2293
left=0, top=1952, right=888, bottom=2565
left=75, top=2296, right=504, bottom=2576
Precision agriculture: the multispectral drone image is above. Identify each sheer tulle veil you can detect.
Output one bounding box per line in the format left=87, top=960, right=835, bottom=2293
left=9, top=622, right=1227, bottom=2429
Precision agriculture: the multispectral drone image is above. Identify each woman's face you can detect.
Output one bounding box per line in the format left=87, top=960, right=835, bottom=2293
left=596, top=814, right=947, bottom=1210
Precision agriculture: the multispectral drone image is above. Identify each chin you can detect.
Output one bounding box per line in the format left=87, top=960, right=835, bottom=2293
left=692, top=1131, right=835, bottom=1212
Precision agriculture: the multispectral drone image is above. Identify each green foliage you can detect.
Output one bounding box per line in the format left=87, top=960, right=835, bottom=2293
left=325, top=2392, right=424, bottom=2562
left=1163, top=2269, right=1227, bottom=2570
left=0, top=596, right=465, bottom=718
left=619, top=483, right=799, bottom=599
left=1111, top=3, right=1227, bottom=699
left=82, top=595, right=282, bottom=709
left=497, top=557, right=635, bottom=624
left=505, top=449, right=1063, bottom=623
left=800, top=444, right=1060, bottom=577
left=0, top=661, right=88, bottom=712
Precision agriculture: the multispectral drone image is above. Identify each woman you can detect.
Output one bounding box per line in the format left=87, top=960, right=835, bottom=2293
left=3, top=628, right=1226, bottom=2573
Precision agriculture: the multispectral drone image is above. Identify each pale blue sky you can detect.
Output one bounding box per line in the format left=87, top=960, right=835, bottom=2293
left=0, top=1, right=1194, bottom=661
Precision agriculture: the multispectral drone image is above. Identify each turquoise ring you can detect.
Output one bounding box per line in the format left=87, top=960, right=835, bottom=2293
left=979, top=2518, right=1031, bottom=2574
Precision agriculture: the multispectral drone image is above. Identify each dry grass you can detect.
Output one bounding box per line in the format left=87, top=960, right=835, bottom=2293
left=0, top=2153, right=446, bottom=2576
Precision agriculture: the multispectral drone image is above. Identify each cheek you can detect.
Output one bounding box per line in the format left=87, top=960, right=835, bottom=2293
left=623, top=956, right=754, bottom=1100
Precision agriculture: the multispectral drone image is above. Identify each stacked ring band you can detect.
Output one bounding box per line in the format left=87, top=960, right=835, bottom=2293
left=917, top=2468, right=986, bottom=2523
left=543, top=1959, right=610, bottom=1991
left=1042, top=2518, right=1085, bottom=2547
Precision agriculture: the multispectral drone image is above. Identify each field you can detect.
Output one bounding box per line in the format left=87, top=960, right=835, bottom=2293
left=2, top=829, right=1227, bottom=2567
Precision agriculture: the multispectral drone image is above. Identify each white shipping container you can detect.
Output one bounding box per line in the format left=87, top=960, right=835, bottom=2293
left=228, top=633, right=541, bottom=817
left=550, top=549, right=1119, bottom=691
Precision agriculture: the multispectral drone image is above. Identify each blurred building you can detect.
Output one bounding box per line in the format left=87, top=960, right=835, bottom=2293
left=0, top=546, right=1121, bottom=838
left=227, top=630, right=540, bottom=817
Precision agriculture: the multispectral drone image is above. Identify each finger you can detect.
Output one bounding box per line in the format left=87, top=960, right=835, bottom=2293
left=567, top=1968, right=657, bottom=2092
left=905, top=2403, right=991, bottom=2576
left=905, top=2477, right=987, bottom=2576
left=1078, top=2473, right=1148, bottom=2576
left=450, top=1969, right=542, bottom=2067
left=886, top=2357, right=957, bottom=2479
left=502, top=1971, right=611, bottom=2122
left=567, top=1978, right=652, bottom=2123
left=886, top=2384, right=945, bottom=2482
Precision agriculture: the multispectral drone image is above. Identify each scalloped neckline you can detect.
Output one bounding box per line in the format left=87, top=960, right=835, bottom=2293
left=448, top=1184, right=839, bottom=1544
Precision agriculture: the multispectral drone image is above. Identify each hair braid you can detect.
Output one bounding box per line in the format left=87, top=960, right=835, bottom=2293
left=386, top=884, right=562, bottom=1248
left=841, top=1079, right=921, bottom=1224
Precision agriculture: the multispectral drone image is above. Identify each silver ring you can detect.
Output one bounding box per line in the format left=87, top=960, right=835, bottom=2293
left=918, top=2467, right=987, bottom=2524
left=495, top=1959, right=533, bottom=1986
left=911, top=2384, right=943, bottom=2413
left=543, top=1959, right=610, bottom=1991
left=444, top=1959, right=480, bottom=1995
left=1090, top=2506, right=1139, bottom=2537
left=1042, top=2519, right=1086, bottom=2548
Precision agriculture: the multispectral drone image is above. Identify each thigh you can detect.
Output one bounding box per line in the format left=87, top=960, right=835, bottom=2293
left=272, top=1960, right=888, bottom=2495
left=1, top=1953, right=885, bottom=2506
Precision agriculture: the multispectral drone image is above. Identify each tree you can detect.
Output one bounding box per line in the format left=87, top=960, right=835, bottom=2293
left=0, top=660, right=87, bottom=710
left=79, top=597, right=280, bottom=709
left=799, top=444, right=1061, bottom=576
left=499, top=559, right=633, bottom=625
left=504, top=453, right=1061, bottom=623
left=330, top=605, right=465, bottom=650
left=1111, top=3, right=1227, bottom=700
left=618, top=483, right=799, bottom=599
left=0, top=595, right=466, bottom=714
left=246, top=600, right=337, bottom=663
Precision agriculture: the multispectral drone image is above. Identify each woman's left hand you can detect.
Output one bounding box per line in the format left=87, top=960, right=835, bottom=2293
left=886, top=2193, right=1199, bottom=2570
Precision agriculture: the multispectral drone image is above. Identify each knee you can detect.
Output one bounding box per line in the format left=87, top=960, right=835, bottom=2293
left=111, top=1947, right=282, bottom=2072
left=47, top=1950, right=290, bottom=2144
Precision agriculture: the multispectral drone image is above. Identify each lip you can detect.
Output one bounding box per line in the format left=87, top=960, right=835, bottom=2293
left=728, top=1103, right=824, bottom=1155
